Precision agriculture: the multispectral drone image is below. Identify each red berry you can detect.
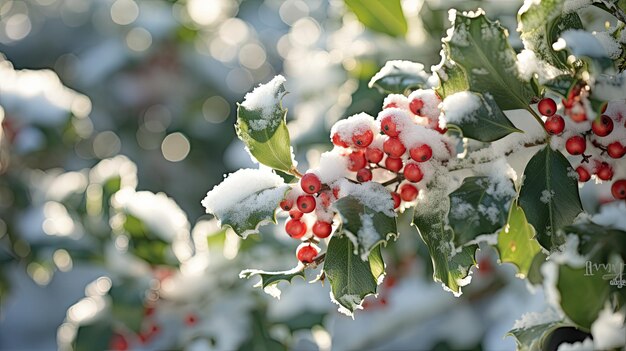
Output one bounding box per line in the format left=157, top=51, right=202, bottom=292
left=332, top=133, right=349, bottom=148
left=565, top=136, right=586, bottom=155
left=596, top=162, right=613, bottom=181
left=591, top=115, right=614, bottom=137
left=385, top=157, right=403, bottom=172
left=356, top=168, right=373, bottom=182
left=312, top=221, right=332, bottom=238
left=365, top=147, right=384, bottom=163
left=348, top=150, right=367, bottom=171
left=297, top=195, right=316, bottom=213
left=383, top=137, right=406, bottom=157
left=399, top=184, right=419, bottom=202
left=285, top=219, right=307, bottom=238
left=289, top=209, right=303, bottom=219
left=409, top=144, right=433, bottom=162
left=403, top=163, right=423, bottom=182
left=319, top=191, right=332, bottom=207
left=568, top=106, right=587, bottom=122
left=301, top=173, right=322, bottom=194
left=545, top=115, right=565, bottom=135
left=434, top=124, right=448, bottom=134
left=538, top=98, right=557, bottom=116
left=332, top=187, right=340, bottom=199
left=352, top=129, right=374, bottom=148
left=391, top=192, right=401, bottom=209
left=279, top=198, right=293, bottom=211
left=109, top=333, right=128, bottom=351
left=576, top=166, right=591, bottom=182
left=384, top=102, right=398, bottom=109
left=297, top=244, right=318, bottom=263
left=607, top=142, right=625, bottom=158
left=381, top=115, right=400, bottom=137
left=409, top=98, right=424, bottom=115
left=185, top=314, right=198, bottom=326
left=611, top=179, right=626, bottom=199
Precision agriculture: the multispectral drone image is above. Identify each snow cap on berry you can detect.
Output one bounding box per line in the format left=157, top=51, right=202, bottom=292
left=330, top=113, right=379, bottom=148
left=407, top=89, right=441, bottom=120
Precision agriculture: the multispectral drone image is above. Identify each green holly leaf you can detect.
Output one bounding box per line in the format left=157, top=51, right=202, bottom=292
left=442, top=92, right=521, bottom=142
left=434, top=59, right=469, bottom=99
left=220, top=186, right=290, bottom=237
left=109, top=279, right=148, bottom=334
left=324, top=235, right=383, bottom=316
left=496, top=205, right=542, bottom=278
left=122, top=215, right=176, bottom=266
left=508, top=321, right=570, bottom=351
left=448, top=176, right=515, bottom=246
left=518, top=146, right=583, bottom=251
left=518, top=0, right=584, bottom=70
left=344, top=0, right=408, bottom=37
left=368, top=60, right=430, bottom=94
left=333, top=195, right=397, bottom=261
left=239, top=309, right=287, bottom=351
left=557, top=265, right=611, bottom=330
left=443, top=11, right=537, bottom=110
left=239, top=265, right=306, bottom=298
left=413, top=205, right=477, bottom=296
left=73, top=319, right=113, bottom=351
left=236, top=76, right=295, bottom=173
left=543, top=74, right=578, bottom=98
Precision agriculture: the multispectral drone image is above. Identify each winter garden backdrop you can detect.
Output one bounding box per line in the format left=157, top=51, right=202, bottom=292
left=0, top=0, right=625, bottom=350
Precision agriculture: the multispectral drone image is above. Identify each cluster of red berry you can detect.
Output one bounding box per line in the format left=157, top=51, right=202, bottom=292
left=280, top=90, right=454, bottom=263
left=539, top=93, right=626, bottom=200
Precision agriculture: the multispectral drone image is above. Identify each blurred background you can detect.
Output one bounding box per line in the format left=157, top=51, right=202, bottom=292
left=0, top=0, right=558, bottom=350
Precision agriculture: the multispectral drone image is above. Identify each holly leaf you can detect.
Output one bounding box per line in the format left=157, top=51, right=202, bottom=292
left=239, top=309, right=287, bottom=351
left=448, top=176, right=515, bottom=246
left=236, top=76, right=295, bottom=173
left=443, top=11, right=537, bottom=110
left=324, top=235, right=383, bottom=316
left=413, top=205, right=477, bottom=296
left=518, top=146, right=583, bottom=251
left=557, top=265, right=611, bottom=330
left=543, top=74, right=578, bottom=98
left=73, top=319, right=113, bottom=351
left=122, top=215, right=176, bottom=266
left=344, top=0, right=408, bottom=37
left=443, top=92, right=521, bottom=142
left=562, top=222, right=626, bottom=262
left=434, top=59, right=469, bottom=99
left=333, top=195, right=397, bottom=261
left=496, top=204, right=542, bottom=278
left=108, top=279, right=148, bottom=334
left=508, top=321, right=570, bottom=351
left=518, top=0, right=584, bottom=70
left=368, top=60, right=430, bottom=94
left=239, top=265, right=306, bottom=299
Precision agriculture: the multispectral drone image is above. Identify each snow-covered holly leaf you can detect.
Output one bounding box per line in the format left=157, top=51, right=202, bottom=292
left=496, top=204, right=542, bottom=278
left=202, top=169, right=290, bottom=238
left=442, top=92, right=521, bottom=142
left=122, top=215, right=176, bottom=266
left=557, top=265, right=610, bottom=330
left=518, top=0, right=584, bottom=70
left=368, top=60, right=429, bottom=94
left=324, top=235, right=383, bottom=316
left=236, top=76, right=296, bottom=173
left=543, top=74, right=578, bottom=98
left=333, top=195, right=397, bottom=261
left=443, top=11, right=537, bottom=110
left=518, top=146, right=582, bottom=251
left=508, top=320, right=569, bottom=351
left=239, top=266, right=306, bottom=299
left=413, top=206, right=477, bottom=296
left=448, top=176, right=515, bottom=246
left=344, top=0, right=407, bottom=38
left=434, top=59, right=469, bottom=99
left=562, top=222, right=626, bottom=262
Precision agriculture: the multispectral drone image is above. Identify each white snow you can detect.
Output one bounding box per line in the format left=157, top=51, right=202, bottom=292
left=591, top=304, right=626, bottom=349
left=240, top=75, right=286, bottom=131
left=556, top=338, right=594, bottom=351
left=407, top=89, right=441, bottom=120
left=382, top=94, right=409, bottom=110
left=556, top=30, right=609, bottom=58
left=562, top=0, right=592, bottom=13
left=316, top=151, right=349, bottom=184
left=441, top=92, right=482, bottom=124
left=540, top=190, right=555, bottom=204
left=356, top=213, right=378, bottom=260
left=333, top=179, right=396, bottom=217
left=512, top=308, right=562, bottom=330
left=89, top=155, right=138, bottom=190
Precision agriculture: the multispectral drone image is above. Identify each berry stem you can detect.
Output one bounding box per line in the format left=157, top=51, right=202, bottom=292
left=290, top=167, right=303, bottom=178
left=381, top=175, right=404, bottom=187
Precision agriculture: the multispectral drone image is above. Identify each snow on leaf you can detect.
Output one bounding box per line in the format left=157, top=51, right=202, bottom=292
left=239, top=265, right=306, bottom=299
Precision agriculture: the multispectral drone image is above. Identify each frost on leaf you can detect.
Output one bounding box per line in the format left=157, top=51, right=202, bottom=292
left=368, top=60, right=430, bottom=94
left=202, top=168, right=289, bottom=238
left=239, top=265, right=306, bottom=299
left=332, top=189, right=397, bottom=261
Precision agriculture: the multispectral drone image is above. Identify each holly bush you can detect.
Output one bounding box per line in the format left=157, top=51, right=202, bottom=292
left=203, top=1, right=626, bottom=349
